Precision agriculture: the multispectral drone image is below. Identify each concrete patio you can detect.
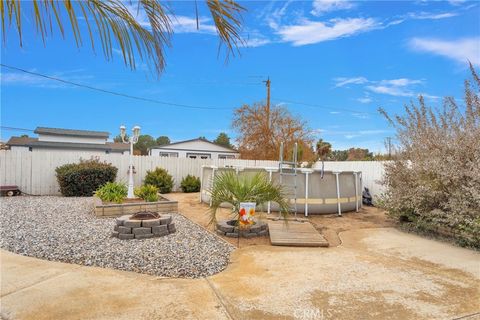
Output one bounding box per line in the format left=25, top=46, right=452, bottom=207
left=1, top=227, right=478, bottom=320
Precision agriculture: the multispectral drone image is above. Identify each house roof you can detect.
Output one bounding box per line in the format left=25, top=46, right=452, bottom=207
left=151, top=138, right=238, bottom=153
left=6, top=136, right=129, bottom=152
left=34, top=127, right=110, bottom=138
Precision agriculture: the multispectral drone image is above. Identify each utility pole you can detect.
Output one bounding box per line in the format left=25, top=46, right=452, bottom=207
left=263, top=77, right=271, bottom=131
left=386, top=137, right=392, bottom=159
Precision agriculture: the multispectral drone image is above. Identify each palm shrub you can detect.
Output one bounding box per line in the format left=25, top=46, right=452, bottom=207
left=208, top=171, right=290, bottom=225
left=144, top=167, right=174, bottom=193
left=180, top=175, right=201, bottom=193
left=135, top=185, right=159, bottom=202
left=378, top=63, right=480, bottom=248
left=56, top=158, right=118, bottom=196
left=95, top=182, right=127, bottom=203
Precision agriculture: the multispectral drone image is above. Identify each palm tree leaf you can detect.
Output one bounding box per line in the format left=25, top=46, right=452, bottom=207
left=1, top=0, right=245, bottom=75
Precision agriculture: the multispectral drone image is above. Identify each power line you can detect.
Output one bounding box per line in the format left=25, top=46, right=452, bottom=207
left=272, top=97, right=380, bottom=116
left=0, top=64, right=232, bottom=111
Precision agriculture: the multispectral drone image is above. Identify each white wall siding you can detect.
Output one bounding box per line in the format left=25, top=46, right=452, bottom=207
left=0, top=150, right=386, bottom=196
left=38, top=134, right=107, bottom=144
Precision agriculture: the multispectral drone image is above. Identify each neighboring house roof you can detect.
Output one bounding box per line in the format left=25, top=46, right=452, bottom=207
left=34, top=127, right=110, bottom=138
left=7, top=137, right=128, bottom=152
left=150, top=138, right=238, bottom=153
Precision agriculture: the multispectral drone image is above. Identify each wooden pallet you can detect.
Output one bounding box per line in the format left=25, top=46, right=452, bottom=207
left=268, top=220, right=329, bottom=247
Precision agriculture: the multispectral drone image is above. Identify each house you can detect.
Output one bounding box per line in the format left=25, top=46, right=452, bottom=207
left=7, top=127, right=129, bottom=154
left=149, top=138, right=240, bottom=160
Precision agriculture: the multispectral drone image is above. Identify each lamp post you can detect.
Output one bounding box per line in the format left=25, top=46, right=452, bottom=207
left=120, top=125, right=141, bottom=198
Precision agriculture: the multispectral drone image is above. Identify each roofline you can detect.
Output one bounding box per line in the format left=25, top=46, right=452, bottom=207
left=34, top=127, right=110, bottom=138
left=149, top=138, right=238, bottom=152
left=7, top=139, right=129, bottom=152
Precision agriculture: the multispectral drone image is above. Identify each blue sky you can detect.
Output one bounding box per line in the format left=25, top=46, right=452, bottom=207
left=1, top=0, right=479, bottom=153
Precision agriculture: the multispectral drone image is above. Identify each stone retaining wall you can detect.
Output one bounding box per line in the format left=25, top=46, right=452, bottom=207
left=216, top=220, right=268, bottom=238
left=94, top=196, right=178, bottom=217
left=113, top=214, right=176, bottom=240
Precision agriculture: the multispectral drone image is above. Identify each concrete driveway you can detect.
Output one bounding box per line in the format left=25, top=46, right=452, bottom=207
left=1, top=228, right=479, bottom=320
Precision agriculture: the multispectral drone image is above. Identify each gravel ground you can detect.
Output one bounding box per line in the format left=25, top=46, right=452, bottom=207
left=0, top=196, right=234, bottom=278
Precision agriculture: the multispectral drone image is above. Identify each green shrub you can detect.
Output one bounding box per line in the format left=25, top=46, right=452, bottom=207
left=55, top=158, right=118, bottom=197
left=144, top=167, right=173, bottom=193
left=134, top=184, right=159, bottom=202
left=180, top=175, right=201, bottom=193
left=95, top=182, right=127, bottom=203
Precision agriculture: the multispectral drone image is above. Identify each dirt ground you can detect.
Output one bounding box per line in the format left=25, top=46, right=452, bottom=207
left=166, top=192, right=396, bottom=248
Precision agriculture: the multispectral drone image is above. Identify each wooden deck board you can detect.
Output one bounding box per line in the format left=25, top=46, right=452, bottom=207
left=267, top=220, right=329, bottom=247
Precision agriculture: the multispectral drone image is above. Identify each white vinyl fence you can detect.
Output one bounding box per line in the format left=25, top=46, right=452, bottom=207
left=0, top=150, right=386, bottom=196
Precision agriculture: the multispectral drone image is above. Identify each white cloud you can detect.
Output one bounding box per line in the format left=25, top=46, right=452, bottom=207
left=409, top=37, right=480, bottom=66
left=277, top=18, right=378, bottom=46
left=357, top=97, right=372, bottom=104
left=334, top=77, right=369, bottom=87
left=170, top=15, right=217, bottom=34
left=245, top=37, right=271, bottom=48
left=124, top=3, right=217, bottom=35
left=366, top=85, right=413, bottom=97
left=311, top=0, right=355, bottom=16
left=329, top=111, right=341, bottom=114
left=379, top=78, right=423, bottom=87
left=408, top=11, right=458, bottom=20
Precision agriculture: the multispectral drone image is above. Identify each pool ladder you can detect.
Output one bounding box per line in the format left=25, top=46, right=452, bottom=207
left=279, top=142, right=298, bottom=220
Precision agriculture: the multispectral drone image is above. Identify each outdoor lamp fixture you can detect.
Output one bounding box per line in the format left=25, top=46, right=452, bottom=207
left=120, top=125, right=141, bottom=198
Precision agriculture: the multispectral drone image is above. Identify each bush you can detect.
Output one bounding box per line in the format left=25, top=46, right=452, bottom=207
left=144, top=167, right=173, bottom=193
left=378, top=64, right=480, bottom=248
left=134, top=184, right=159, bottom=202
left=95, top=182, right=127, bottom=203
left=180, top=175, right=201, bottom=193
left=56, top=158, right=118, bottom=197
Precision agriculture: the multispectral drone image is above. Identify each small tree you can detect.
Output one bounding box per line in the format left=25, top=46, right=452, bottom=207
left=213, top=132, right=233, bottom=149
left=316, top=139, right=332, bottom=160
left=134, top=135, right=156, bottom=155
left=156, top=136, right=170, bottom=146
left=347, top=148, right=373, bottom=161
left=232, top=102, right=315, bottom=161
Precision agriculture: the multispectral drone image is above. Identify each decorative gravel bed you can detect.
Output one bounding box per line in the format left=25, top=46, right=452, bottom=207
left=0, top=196, right=235, bottom=278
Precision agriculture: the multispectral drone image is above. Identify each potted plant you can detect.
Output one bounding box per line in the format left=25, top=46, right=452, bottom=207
left=208, top=171, right=290, bottom=228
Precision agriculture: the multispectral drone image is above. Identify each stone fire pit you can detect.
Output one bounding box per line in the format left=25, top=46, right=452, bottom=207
left=216, top=219, right=268, bottom=238
left=113, top=212, right=176, bottom=240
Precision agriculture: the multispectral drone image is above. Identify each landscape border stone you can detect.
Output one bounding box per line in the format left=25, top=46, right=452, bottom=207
left=113, top=214, right=176, bottom=240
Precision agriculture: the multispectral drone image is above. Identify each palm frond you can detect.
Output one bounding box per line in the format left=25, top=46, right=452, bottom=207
left=208, top=171, right=290, bottom=226
left=1, top=0, right=245, bottom=75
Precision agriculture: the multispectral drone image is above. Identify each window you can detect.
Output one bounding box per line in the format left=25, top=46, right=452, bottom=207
left=186, top=153, right=211, bottom=159
left=159, top=152, right=178, bottom=157
left=219, top=154, right=235, bottom=159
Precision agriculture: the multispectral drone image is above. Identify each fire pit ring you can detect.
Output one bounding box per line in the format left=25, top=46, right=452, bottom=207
left=112, top=212, right=176, bottom=240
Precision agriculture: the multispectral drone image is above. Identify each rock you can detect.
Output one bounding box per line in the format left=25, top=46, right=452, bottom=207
left=113, top=225, right=119, bottom=232
left=142, top=219, right=160, bottom=227
left=135, top=233, right=154, bottom=239
left=115, top=215, right=130, bottom=226
left=249, top=224, right=262, bottom=233
left=159, top=215, right=172, bottom=225
left=132, top=227, right=152, bottom=235
left=216, top=230, right=226, bottom=236
left=124, top=220, right=142, bottom=228
left=118, top=233, right=134, bottom=240
left=152, top=225, right=168, bottom=235
left=167, top=223, right=176, bottom=233
left=258, top=230, right=268, bottom=236
left=217, top=221, right=234, bottom=233
left=111, top=231, right=119, bottom=237
left=118, top=226, right=132, bottom=234
left=225, top=232, right=238, bottom=238
left=243, top=233, right=257, bottom=238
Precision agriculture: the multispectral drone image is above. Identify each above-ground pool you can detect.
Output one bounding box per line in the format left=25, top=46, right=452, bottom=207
left=200, top=165, right=362, bottom=215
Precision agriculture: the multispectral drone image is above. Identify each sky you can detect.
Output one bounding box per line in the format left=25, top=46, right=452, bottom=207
left=1, top=0, right=479, bottom=153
